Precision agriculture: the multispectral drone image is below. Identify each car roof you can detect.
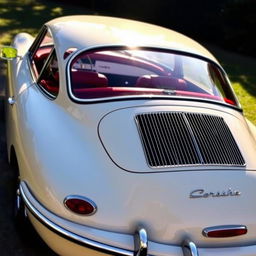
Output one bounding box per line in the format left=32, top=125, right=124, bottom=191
left=46, top=15, right=218, bottom=63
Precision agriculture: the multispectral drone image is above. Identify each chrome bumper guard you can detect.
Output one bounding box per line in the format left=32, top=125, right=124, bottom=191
left=182, top=240, right=199, bottom=256
left=134, top=228, right=148, bottom=256
left=20, top=182, right=199, bottom=256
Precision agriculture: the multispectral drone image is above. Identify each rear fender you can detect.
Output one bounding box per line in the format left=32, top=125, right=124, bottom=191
left=246, top=119, right=256, bottom=142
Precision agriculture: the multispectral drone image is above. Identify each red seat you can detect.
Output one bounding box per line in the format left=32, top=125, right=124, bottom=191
left=136, top=75, right=187, bottom=90
left=40, top=69, right=59, bottom=94
left=40, top=79, right=59, bottom=95
left=63, top=48, right=77, bottom=59
left=71, top=71, right=108, bottom=88
left=34, top=47, right=52, bottom=61
left=34, top=46, right=53, bottom=73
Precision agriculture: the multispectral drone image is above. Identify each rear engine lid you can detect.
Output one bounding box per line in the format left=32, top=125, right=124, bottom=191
left=98, top=106, right=256, bottom=172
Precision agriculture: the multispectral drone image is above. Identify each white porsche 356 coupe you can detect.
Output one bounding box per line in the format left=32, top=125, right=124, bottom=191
left=1, top=15, right=256, bottom=256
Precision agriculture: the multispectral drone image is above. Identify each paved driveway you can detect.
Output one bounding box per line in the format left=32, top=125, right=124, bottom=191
left=0, top=62, right=56, bottom=255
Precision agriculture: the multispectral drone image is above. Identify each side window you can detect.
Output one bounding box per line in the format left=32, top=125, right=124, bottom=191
left=31, top=30, right=54, bottom=77
left=29, top=27, right=59, bottom=98
left=37, top=49, right=60, bottom=98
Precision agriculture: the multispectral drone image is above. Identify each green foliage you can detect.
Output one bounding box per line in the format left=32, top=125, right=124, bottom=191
left=207, top=44, right=256, bottom=125
left=0, top=0, right=93, bottom=45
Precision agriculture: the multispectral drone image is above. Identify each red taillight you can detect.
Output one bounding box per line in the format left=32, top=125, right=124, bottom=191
left=64, top=196, right=97, bottom=215
left=224, top=97, right=236, bottom=106
left=203, top=225, right=247, bottom=238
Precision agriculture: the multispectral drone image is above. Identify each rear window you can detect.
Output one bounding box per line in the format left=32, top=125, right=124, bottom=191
left=68, top=48, right=238, bottom=106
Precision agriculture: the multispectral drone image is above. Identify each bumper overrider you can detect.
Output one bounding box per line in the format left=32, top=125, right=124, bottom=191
left=20, top=181, right=256, bottom=256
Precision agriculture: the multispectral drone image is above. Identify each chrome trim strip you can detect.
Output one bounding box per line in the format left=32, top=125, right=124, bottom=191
left=182, top=240, right=199, bottom=256
left=134, top=228, right=148, bottom=256
left=202, top=225, right=247, bottom=237
left=19, top=182, right=133, bottom=256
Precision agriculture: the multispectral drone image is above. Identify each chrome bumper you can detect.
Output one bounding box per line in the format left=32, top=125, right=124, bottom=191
left=20, top=182, right=199, bottom=256
left=182, top=240, right=199, bottom=256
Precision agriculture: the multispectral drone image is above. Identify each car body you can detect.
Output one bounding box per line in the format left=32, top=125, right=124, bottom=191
left=2, top=15, right=256, bottom=256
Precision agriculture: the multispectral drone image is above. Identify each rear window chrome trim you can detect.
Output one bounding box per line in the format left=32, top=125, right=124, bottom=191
left=66, top=45, right=241, bottom=111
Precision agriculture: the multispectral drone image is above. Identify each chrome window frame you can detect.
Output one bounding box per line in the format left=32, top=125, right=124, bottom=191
left=66, top=45, right=241, bottom=110
left=27, top=25, right=59, bottom=100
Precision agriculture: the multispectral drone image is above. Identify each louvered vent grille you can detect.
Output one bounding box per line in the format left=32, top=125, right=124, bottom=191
left=135, top=112, right=245, bottom=168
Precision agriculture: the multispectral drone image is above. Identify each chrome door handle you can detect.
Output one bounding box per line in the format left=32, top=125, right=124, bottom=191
left=8, top=97, right=16, bottom=105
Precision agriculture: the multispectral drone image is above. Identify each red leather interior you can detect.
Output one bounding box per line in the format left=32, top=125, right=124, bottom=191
left=71, top=71, right=108, bottom=88
left=136, top=75, right=188, bottom=90
left=34, top=47, right=52, bottom=61
left=39, top=79, right=59, bottom=95
left=34, top=46, right=53, bottom=72
left=64, top=48, right=77, bottom=59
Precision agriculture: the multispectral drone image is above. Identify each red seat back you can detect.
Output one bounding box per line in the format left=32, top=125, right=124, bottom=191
left=71, top=71, right=108, bottom=88
left=136, top=75, right=187, bottom=90
left=39, top=79, right=59, bottom=95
